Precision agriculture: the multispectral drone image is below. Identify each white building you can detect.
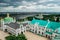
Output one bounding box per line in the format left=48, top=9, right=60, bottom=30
left=0, top=13, right=60, bottom=40
left=35, top=14, right=43, bottom=19
left=28, top=18, right=60, bottom=39
left=0, top=13, right=27, bottom=36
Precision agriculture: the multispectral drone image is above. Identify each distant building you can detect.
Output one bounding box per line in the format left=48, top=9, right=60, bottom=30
left=35, top=14, right=43, bottom=19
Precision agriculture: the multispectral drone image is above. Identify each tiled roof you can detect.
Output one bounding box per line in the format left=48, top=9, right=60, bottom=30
left=6, top=22, right=20, bottom=29
left=31, top=19, right=60, bottom=31
left=47, top=22, right=60, bottom=30
left=31, top=19, right=48, bottom=27
left=23, top=23, right=28, bottom=26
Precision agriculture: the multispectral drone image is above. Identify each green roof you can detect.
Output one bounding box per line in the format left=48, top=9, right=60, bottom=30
left=4, top=17, right=14, bottom=24
left=31, top=19, right=48, bottom=27
left=47, top=22, right=60, bottom=30
left=31, top=19, right=60, bottom=31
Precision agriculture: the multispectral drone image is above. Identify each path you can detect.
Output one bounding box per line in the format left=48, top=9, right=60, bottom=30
left=0, top=30, right=9, bottom=40
left=24, top=31, right=49, bottom=40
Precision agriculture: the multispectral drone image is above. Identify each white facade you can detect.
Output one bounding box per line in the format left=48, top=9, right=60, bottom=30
left=0, top=17, right=59, bottom=40
left=0, top=19, right=27, bottom=36
left=27, top=21, right=59, bottom=39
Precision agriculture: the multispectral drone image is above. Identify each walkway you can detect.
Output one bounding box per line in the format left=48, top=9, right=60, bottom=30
left=0, top=30, right=9, bottom=40
left=24, top=31, right=49, bottom=40
left=0, top=30, right=49, bottom=40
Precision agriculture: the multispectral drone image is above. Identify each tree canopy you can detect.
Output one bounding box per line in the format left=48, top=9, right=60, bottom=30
left=5, top=34, right=27, bottom=40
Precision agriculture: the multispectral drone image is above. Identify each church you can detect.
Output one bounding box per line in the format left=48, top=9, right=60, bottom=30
left=0, top=13, right=28, bottom=36
left=0, top=13, right=60, bottom=40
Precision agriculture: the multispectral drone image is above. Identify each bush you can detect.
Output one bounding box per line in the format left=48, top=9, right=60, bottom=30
left=5, top=34, right=27, bottom=40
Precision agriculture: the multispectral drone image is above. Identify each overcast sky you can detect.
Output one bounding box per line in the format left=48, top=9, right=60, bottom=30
left=0, top=0, right=60, bottom=12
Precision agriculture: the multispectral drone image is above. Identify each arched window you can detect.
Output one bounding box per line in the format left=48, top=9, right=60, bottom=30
left=42, top=32, right=43, bottom=35
left=5, top=29, right=7, bottom=32
left=21, top=32, right=23, bottom=34
left=46, top=35, right=47, bottom=37
left=39, top=31, right=40, bottom=33
left=55, top=35, right=57, bottom=37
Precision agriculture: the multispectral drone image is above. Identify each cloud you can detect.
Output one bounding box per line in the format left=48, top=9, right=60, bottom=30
left=0, top=0, right=60, bottom=12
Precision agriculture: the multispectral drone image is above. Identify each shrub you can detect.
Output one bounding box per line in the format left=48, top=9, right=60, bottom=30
left=5, top=34, right=27, bottom=40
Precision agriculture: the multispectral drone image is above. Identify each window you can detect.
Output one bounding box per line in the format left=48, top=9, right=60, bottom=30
left=24, top=30, right=25, bottom=32
left=39, top=31, right=40, bottom=33
left=55, top=35, right=57, bottom=37
left=5, top=29, right=7, bottom=32
left=46, top=35, right=47, bottom=37
left=27, top=26, right=29, bottom=28
left=44, top=27, right=45, bottom=28
left=21, top=32, right=23, bottom=34
left=48, top=36, right=50, bottom=39
left=42, top=29, right=44, bottom=30
left=21, top=26, right=22, bottom=28
left=42, top=32, right=43, bottom=35
left=33, top=29, right=34, bottom=31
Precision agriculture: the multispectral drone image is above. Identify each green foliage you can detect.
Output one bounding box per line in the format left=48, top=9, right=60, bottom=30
left=5, top=35, right=16, bottom=40
left=5, top=34, right=27, bottom=40
left=27, top=17, right=33, bottom=21
left=18, top=19, right=24, bottom=22
left=43, top=15, right=60, bottom=22
left=56, top=17, right=59, bottom=22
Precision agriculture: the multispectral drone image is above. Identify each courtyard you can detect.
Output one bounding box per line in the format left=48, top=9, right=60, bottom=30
left=24, top=31, right=49, bottom=40
left=0, top=30, right=9, bottom=40
left=0, top=30, right=49, bottom=40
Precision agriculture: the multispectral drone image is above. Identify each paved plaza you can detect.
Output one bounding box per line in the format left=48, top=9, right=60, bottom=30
left=24, top=31, right=49, bottom=40
left=0, top=30, right=49, bottom=40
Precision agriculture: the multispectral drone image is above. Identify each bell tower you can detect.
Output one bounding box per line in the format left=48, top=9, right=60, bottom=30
left=13, top=17, right=16, bottom=22
left=7, top=13, right=10, bottom=17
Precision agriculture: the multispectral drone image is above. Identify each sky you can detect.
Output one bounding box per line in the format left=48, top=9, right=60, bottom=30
left=0, top=0, right=60, bottom=12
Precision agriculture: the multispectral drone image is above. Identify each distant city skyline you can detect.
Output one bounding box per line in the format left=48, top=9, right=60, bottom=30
left=0, top=0, right=60, bottom=12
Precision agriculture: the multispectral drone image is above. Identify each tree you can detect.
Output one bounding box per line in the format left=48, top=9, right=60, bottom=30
left=56, top=17, right=59, bottom=22
left=17, top=34, right=27, bottom=40
left=5, top=35, right=16, bottom=40
left=5, top=34, right=27, bottom=40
